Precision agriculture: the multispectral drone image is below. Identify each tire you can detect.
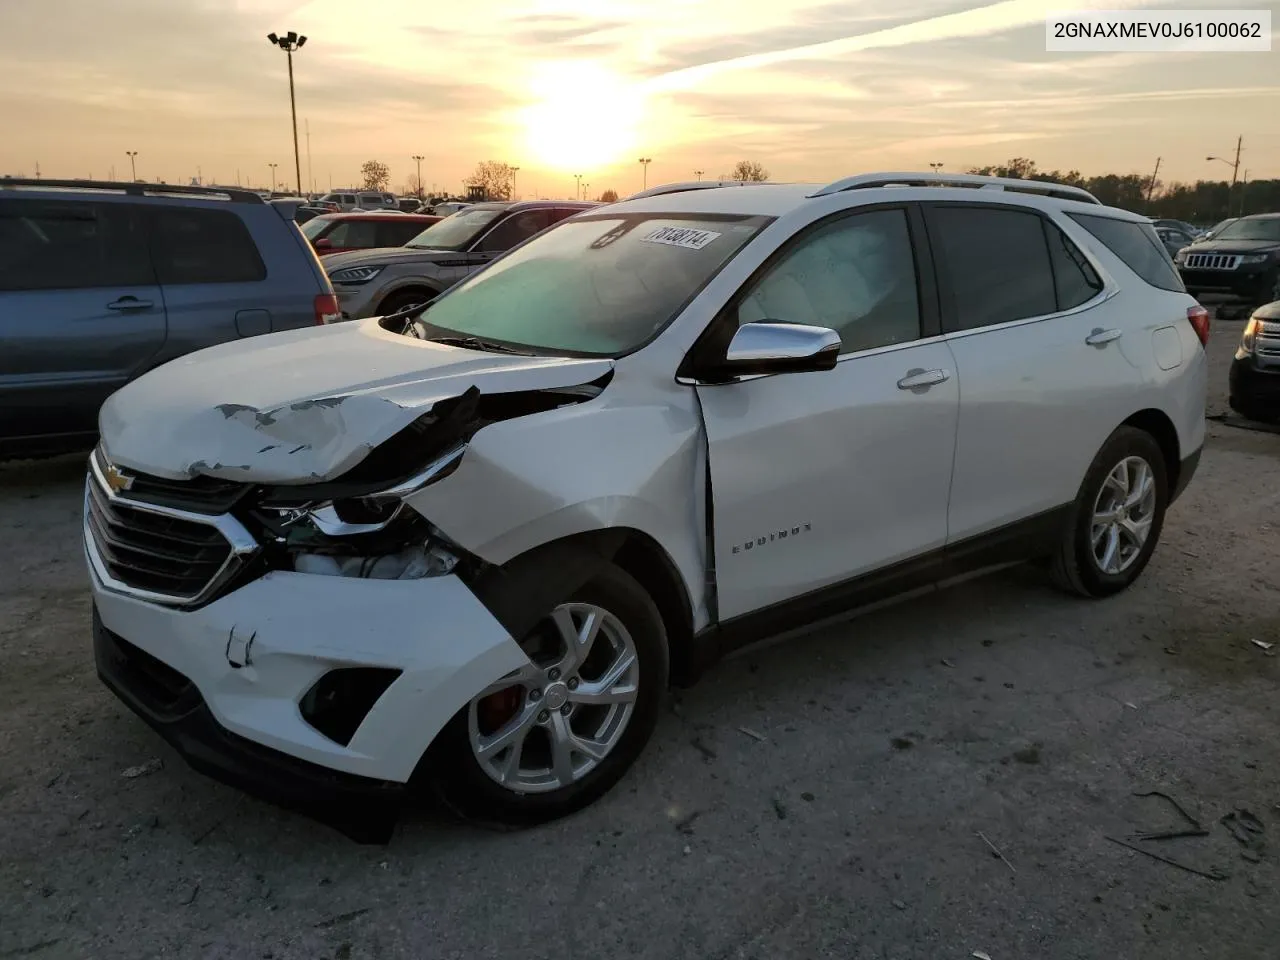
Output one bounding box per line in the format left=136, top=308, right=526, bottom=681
left=376, top=290, right=437, bottom=317
left=1049, top=426, right=1169, bottom=599
left=429, top=562, right=669, bottom=827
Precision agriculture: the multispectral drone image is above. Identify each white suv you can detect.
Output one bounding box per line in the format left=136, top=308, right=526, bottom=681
left=86, top=173, right=1207, bottom=839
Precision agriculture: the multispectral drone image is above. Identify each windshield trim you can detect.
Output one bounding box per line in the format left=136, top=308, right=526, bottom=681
left=408, top=211, right=777, bottom=359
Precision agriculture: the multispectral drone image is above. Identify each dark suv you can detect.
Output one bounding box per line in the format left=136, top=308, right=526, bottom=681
left=0, top=180, right=338, bottom=460
left=1175, top=212, right=1280, bottom=309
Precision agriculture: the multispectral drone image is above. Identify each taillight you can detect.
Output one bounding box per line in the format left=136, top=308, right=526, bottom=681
left=1187, top=304, right=1210, bottom=347
left=314, top=294, right=341, bottom=325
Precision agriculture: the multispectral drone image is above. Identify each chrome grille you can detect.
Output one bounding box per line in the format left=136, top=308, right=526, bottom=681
left=1258, top=321, right=1280, bottom=358
left=84, top=450, right=259, bottom=606
left=1183, top=253, right=1241, bottom=270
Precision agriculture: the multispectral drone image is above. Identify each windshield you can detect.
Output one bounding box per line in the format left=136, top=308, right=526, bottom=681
left=406, top=209, right=503, bottom=250
left=1215, top=219, right=1280, bottom=242
left=300, top=217, right=332, bottom=239
left=412, top=213, right=771, bottom=356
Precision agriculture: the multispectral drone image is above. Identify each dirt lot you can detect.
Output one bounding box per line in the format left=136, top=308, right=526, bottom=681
left=1, top=319, right=1278, bottom=960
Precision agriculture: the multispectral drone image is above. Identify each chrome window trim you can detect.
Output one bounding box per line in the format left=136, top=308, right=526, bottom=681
left=84, top=452, right=260, bottom=608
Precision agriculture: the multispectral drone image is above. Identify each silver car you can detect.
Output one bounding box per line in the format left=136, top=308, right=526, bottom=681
left=323, top=200, right=595, bottom=318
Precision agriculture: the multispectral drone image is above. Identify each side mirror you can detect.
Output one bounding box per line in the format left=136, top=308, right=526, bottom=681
left=720, top=322, right=841, bottom=377
left=314, top=237, right=332, bottom=250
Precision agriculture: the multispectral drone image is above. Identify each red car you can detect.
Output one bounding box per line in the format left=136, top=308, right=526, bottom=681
left=300, top=212, right=441, bottom=254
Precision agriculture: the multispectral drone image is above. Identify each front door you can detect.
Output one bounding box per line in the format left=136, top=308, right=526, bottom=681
left=695, top=205, right=960, bottom=621
left=0, top=198, right=165, bottom=445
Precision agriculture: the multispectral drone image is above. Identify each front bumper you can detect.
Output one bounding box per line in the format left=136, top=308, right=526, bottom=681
left=1229, top=358, right=1280, bottom=420
left=89, top=562, right=530, bottom=827
left=1179, top=265, right=1276, bottom=302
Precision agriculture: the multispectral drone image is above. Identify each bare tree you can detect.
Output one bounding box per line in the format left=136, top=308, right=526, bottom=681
left=598, top=189, right=619, bottom=203
left=466, top=161, right=516, bottom=201
left=361, top=160, right=391, bottom=191
left=401, top=174, right=421, bottom=197
left=724, top=160, right=769, bottom=182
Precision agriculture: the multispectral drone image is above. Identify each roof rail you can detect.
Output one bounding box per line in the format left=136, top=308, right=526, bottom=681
left=625, top=180, right=777, bottom=201
left=0, top=178, right=266, bottom=204
left=808, top=172, right=1101, bottom=205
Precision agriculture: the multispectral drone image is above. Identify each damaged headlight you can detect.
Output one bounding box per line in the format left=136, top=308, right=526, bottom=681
left=259, top=445, right=468, bottom=581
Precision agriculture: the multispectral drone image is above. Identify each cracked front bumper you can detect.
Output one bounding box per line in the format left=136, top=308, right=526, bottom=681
left=89, top=564, right=529, bottom=823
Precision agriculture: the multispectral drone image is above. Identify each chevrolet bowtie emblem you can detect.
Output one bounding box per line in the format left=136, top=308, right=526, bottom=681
left=103, top=460, right=134, bottom=493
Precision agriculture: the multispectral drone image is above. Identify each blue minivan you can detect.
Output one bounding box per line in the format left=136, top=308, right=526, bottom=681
left=0, top=180, right=338, bottom=460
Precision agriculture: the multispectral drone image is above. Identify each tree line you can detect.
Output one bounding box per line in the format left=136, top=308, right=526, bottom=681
left=966, top=158, right=1276, bottom=222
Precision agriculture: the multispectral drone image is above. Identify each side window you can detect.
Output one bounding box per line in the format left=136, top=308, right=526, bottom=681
left=736, top=209, right=920, bottom=353
left=1044, top=221, right=1103, bottom=311
left=149, top=207, right=266, bottom=285
left=325, top=220, right=381, bottom=249
left=1067, top=213, right=1184, bottom=292
left=930, top=206, right=1056, bottom=331
left=476, top=211, right=551, bottom=252
left=0, top=200, right=152, bottom=292
left=378, top=221, right=425, bottom=247
left=547, top=207, right=583, bottom=227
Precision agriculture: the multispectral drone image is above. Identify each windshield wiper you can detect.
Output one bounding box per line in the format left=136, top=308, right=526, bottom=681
left=430, top=335, right=533, bottom=356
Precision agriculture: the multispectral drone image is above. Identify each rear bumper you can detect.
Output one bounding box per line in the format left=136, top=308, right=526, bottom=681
left=95, top=607, right=403, bottom=842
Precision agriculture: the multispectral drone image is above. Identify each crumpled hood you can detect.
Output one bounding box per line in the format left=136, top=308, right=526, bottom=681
left=322, top=246, right=457, bottom=271
left=99, top=318, right=613, bottom=483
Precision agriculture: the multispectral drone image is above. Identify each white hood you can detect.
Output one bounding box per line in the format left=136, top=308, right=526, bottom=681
left=100, top=319, right=613, bottom=483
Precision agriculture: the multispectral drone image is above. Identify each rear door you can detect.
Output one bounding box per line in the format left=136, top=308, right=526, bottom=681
left=0, top=197, right=165, bottom=444
left=925, top=202, right=1135, bottom=541
left=375, top=219, right=430, bottom=248
left=147, top=204, right=277, bottom=344
left=323, top=219, right=382, bottom=253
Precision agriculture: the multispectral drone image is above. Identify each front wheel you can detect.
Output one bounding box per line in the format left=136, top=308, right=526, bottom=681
left=1049, top=426, right=1169, bottom=598
left=376, top=290, right=437, bottom=317
left=430, top=563, right=668, bottom=827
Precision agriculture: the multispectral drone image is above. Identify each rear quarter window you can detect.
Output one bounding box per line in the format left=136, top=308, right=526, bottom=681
left=1066, top=213, right=1184, bottom=292
left=149, top=207, right=267, bottom=285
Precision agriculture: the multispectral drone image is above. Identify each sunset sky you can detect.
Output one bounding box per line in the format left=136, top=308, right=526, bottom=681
left=3, top=0, right=1276, bottom=198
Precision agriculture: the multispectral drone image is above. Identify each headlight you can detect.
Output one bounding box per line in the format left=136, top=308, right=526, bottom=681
left=1242, top=317, right=1260, bottom=352
left=330, top=265, right=384, bottom=285
left=1240, top=254, right=1271, bottom=265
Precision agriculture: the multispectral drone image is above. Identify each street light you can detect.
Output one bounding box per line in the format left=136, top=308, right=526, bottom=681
left=694, top=169, right=704, bottom=181
left=1207, top=135, right=1243, bottom=216
left=268, top=162, right=278, bottom=193
left=929, top=162, right=944, bottom=172
left=125, top=151, right=138, bottom=181
left=583, top=182, right=590, bottom=200
left=266, top=30, right=308, bottom=197
left=638, top=157, right=652, bottom=189
left=411, top=154, right=425, bottom=199
left=510, top=166, right=520, bottom=200
left=573, top=173, right=583, bottom=200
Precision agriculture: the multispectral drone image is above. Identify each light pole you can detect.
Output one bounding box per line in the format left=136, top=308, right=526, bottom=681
left=929, top=162, right=943, bottom=173
left=694, top=169, right=704, bottom=181
left=268, top=163, right=278, bottom=193
left=1145, top=156, right=1161, bottom=205
left=638, top=157, right=652, bottom=189
left=1207, top=136, right=1243, bottom=216
left=574, top=173, right=583, bottom=200
left=411, top=154, right=425, bottom=199
left=266, top=31, right=308, bottom=196
left=510, top=166, right=520, bottom=200
left=583, top=182, right=590, bottom=201
left=126, top=151, right=138, bottom=181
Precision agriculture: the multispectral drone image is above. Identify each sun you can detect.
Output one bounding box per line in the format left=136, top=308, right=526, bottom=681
left=520, top=61, right=645, bottom=171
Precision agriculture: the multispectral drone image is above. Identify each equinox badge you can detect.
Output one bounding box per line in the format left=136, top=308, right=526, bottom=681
left=732, top=523, right=812, bottom=554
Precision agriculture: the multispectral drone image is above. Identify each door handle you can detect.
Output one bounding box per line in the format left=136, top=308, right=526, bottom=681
left=106, top=297, right=154, bottom=311
left=897, top=368, right=951, bottom=390
left=1085, top=327, right=1123, bottom=346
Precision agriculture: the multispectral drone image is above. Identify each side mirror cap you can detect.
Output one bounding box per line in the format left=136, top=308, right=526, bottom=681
left=720, top=322, right=841, bottom=377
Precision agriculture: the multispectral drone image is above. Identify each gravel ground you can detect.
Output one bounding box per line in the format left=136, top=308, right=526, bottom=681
left=1, top=318, right=1278, bottom=960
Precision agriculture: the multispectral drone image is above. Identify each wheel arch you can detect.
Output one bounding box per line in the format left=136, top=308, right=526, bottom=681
left=1120, top=408, right=1181, bottom=490
left=376, top=282, right=443, bottom=314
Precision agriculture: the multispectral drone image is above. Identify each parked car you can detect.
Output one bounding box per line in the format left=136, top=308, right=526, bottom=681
left=316, top=191, right=397, bottom=212
left=323, top=200, right=595, bottom=318
left=0, top=179, right=338, bottom=460
left=1155, top=225, right=1195, bottom=258
left=398, top=197, right=423, bottom=213
left=1174, top=212, right=1280, bottom=307
left=1151, top=218, right=1203, bottom=239
left=1229, top=300, right=1280, bottom=421
left=293, top=205, right=331, bottom=225
left=85, top=172, right=1206, bottom=838
left=428, top=200, right=472, bottom=217
left=301, top=212, right=441, bottom=254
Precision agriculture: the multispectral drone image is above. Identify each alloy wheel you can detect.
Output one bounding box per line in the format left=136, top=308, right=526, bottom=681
left=1090, top=456, right=1157, bottom=575
left=467, top=603, right=640, bottom=793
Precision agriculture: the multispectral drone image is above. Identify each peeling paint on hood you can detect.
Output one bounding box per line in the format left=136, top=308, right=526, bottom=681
left=99, top=318, right=613, bottom=483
